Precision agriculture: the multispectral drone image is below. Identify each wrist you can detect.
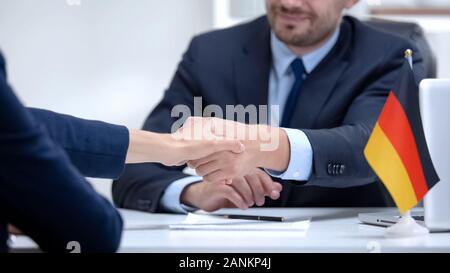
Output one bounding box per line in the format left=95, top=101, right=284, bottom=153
left=126, top=129, right=173, bottom=164
left=180, top=181, right=202, bottom=208
left=256, top=126, right=290, bottom=171
left=126, top=129, right=152, bottom=163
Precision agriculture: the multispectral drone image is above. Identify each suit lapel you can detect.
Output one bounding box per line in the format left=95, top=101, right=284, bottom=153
left=233, top=17, right=272, bottom=113
left=232, top=16, right=353, bottom=128
left=289, top=19, right=352, bottom=129
left=291, top=59, right=349, bottom=129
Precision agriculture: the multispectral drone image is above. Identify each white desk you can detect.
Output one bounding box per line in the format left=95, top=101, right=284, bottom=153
left=10, top=208, right=450, bottom=253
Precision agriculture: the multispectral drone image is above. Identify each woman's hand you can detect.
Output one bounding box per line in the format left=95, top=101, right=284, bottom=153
left=169, top=137, right=245, bottom=167
left=124, top=128, right=245, bottom=167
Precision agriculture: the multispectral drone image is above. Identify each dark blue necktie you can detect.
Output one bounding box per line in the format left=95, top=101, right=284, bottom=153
left=281, top=58, right=306, bottom=127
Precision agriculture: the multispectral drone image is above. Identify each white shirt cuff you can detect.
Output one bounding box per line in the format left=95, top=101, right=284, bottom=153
left=159, top=176, right=202, bottom=214
left=266, top=128, right=313, bottom=181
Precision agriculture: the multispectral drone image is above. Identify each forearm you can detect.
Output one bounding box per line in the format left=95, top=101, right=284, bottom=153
left=249, top=125, right=290, bottom=172
left=125, top=129, right=174, bottom=164
left=30, top=108, right=129, bottom=179
left=30, top=112, right=202, bottom=167
left=302, top=124, right=378, bottom=187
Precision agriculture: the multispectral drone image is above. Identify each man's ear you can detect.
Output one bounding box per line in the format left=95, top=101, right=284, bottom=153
left=344, top=0, right=359, bottom=9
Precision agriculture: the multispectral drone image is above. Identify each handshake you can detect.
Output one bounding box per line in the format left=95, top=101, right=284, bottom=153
left=169, top=117, right=291, bottom=212
left=127, top=117, right=291, bottom=212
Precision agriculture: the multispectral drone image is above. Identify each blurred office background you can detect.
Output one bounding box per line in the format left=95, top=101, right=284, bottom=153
left=1, top=0, right=449, bottom=200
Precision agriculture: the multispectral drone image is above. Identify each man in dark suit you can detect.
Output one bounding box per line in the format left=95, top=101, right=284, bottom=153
left=113, top=0, right=427, bottom=213
left=0, top=50, right=243, bottom=252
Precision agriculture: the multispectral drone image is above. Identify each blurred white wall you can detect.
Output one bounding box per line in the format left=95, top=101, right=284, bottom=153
left=0, top=0, right=213, bottom=199
left=0, top=0, right=212, bottom=127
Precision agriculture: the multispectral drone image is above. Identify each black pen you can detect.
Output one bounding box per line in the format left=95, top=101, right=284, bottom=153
left=222, top=214, right=285, bottom=222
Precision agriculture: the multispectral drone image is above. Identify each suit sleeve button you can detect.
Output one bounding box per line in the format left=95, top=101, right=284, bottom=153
left=327, top=163, right=333, bottom=175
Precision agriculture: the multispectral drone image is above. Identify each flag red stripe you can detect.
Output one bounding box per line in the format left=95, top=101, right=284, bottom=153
left=377, top=91, right=429, bottom=200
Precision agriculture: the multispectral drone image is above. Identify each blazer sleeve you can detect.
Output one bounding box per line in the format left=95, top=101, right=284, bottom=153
left=0, top=57, right=123, bottom=252
left=302, top=42, right=425, bottom=188
left=29, top=108, right=129, bottom=179
left=112, top=38, right=202, bottom=213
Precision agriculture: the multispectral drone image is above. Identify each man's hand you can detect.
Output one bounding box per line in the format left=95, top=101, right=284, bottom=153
left=181, top=180, right=248, bottom=212
left=228, top=169, right=282, bottom=207
left=182, top=117, right=291, bottom=183
left=181, top=169, right=282, bottom=212
left=187, top=149, right=258, bottom=183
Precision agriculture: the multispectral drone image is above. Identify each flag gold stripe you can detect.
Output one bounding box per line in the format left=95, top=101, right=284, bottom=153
left=364, top=123, right=418, bottom=214
left=378, top=92, right=428, bottom=199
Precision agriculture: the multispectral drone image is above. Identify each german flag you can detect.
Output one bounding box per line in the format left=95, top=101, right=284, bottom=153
left=364, top=59, right=439, bottom=214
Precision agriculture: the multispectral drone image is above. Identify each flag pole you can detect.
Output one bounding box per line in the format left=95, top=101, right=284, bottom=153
left=405, top=49, right=413, bottom=69
left=403, top=49, right=414, bottom=221
left=384, top=49, right=429, bottom=238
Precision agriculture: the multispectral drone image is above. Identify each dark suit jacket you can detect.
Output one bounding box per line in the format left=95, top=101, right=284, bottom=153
left=113, top=16, right=427, bottom=212
left=0, top=52, right=128, bottom=252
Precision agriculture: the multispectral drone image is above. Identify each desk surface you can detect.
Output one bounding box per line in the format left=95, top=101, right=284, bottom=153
left=10, top=208, right=450, bottom=253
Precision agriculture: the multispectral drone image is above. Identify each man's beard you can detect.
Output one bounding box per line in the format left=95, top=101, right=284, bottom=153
left=267, top=6, right=339, bottom=48
left=275, top=22, right=336, bottom=47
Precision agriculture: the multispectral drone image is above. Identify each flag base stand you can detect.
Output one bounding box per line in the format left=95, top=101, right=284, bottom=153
left=385, top=211, right=429, bottom=238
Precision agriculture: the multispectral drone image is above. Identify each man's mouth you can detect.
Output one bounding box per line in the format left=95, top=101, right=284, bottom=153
left=277, top=11, right=312, bottom=25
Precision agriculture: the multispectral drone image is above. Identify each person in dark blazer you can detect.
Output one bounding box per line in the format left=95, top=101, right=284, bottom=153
left=113, top=0, right=429, bottom=213
left=0, top=51, right=244, bottom=253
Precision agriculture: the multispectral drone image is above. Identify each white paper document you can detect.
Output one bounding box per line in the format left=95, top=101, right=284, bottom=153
left=169, top=213, right=310, bottom=231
